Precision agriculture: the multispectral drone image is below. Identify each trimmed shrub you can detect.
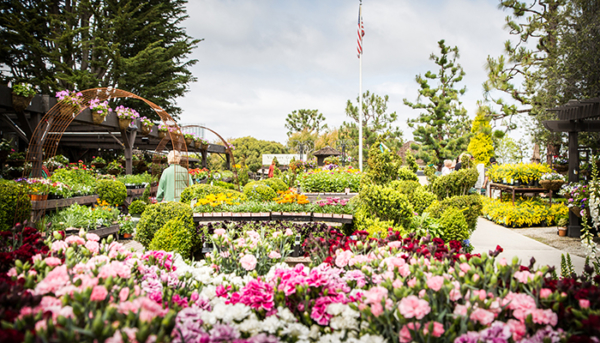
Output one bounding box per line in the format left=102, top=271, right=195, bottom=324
left=263, top=178, right=288, bottom=192
left=213, top=180, right=235, bottom=190
left=0, top=180, right=31, bottom=231
left=438, top=207, right=470, bottom=242
left=411, top=187, right=437, bottom=215
left=429, top=168, right=478, bottom=200
left=128, top=200, right=147, bottom=215
left=427, top=195, right=482, bottom=232
left=360, top=184, right=414, bottom=229
left=243, top=182, right=277, bottom=202
left=404, top=151, right=419, bottom=173
left=397, top=166, right=419, bottom=182
left=353, top=207, right=398, bottom=238
left=180, top=184, right=244, bottom=203
left=390, top=180, right=421, bottom=197
left=237, top=168, right=250, bottom=186
left=136, top=202, right=193, bottom=248
left=149, top=217, right=194, bottom=259
left=95, top=180, right=127, bottom=206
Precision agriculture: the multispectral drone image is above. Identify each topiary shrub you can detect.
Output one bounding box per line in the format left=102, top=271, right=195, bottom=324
left=363, top=142, right=401, bottom=185
left=0, top=180, right=31, bottom=231
left=397, top=166, right=419, bottom=182
left=95, top=180, right=127, bottom=206
left=136, top=202, right=193, bottom=248
left=353, top=207, right=400, bottom=238
left=180, top=184, right=244, bottom=203
left=148, top=217, right=194, bottom=259
left=360, top=184, right=414, bottom=229
left=213, top=180, right=235, bottom=190
left=429, top=168, right=478, bottom=200
left=411, top=187, right=437, bottom=215
left=390, top=180, right=421, bottom=197
left=237, top=167, right=250, bottom=186
left=404, top=150, right=419, bottom=173
left=243, top=182, right=277, bottom=202
left=438, top=207, right=470, bottom=242
left=128, top=200, right=147, bottom=215
left=263, top=178, right=288, bottom=192
left=426, top=194, right=482, bottom=233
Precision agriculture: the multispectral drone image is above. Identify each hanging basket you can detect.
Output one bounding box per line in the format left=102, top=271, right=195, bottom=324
left=539, top=180, right=564, bottom=191
left=185, top=138, right=193, bottom=146
left=141, top=125, right=152, bottom=136
left=91, top=162, right=106, bottom=169
left=108, top=168, right=121, bottom=176
left=92, top=113, right=106, bottom=124
left=554, top=164, right=568, bottom=173
left=158, top=131, right=167, bottom=139
left=570, top=207, right=590, bottom=218
left=59, top=104, right=81, bottom=118
left=11, top=93, right=34, bottom=112
left=200, top=143, right=209, bottom=150
left=118, top=119, right=132, bottom=130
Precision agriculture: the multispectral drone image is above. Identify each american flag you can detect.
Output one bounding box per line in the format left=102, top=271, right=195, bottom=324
left=357, top=4, right=364, bottom=58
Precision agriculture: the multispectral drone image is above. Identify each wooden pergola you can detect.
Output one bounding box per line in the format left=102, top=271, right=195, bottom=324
left=543, top=97, right=600, bottom=237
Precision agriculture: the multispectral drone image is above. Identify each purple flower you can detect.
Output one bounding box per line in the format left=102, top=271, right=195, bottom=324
left=208, top=323, right=240, bottom=342
left=454, top=332, right=480, bottom=343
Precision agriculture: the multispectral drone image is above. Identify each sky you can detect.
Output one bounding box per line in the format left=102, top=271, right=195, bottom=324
left=178, top=0, right=515, bottom=145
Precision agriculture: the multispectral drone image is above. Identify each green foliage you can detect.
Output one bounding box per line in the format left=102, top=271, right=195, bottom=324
left=411, top=187, right=437, bottom=215
left=48, top=203, right=120, bottom=231
left=438, top=207, right=470, bottom=242
left=467, top=105, right=495, bottom=166
left=0, top=1, right=200, bottom=120
left=95, top=180, right=127, bottom=206
left=263, top=178, right=288, bottom=192
left=429, top=168, right=478, bottom=200
left=243, top=182, right=277, bottom=202
left=128, top=200, right=147, bottom=216
left=285, top=109, right=328, bottom=137
left=237, top=167, right=250, bottom=186
left=136, top=202, right=193, bottom=248
left=213, top=181, right=235, bottom=190
left=12, top=83, right=35, bottom=97
left=214, top=136, right=287, bottom=172
left=0, top=180, right=31, bottom=231
left=428, top=195, right=482, bottom=232
left=180, top=184, right=243, bottom=204
left=340, top=91, right=404, bottom=163
left=148, top=217, right=194, bottom=259
left=397, top=166, right=419, bottom=182
left=404, top=40, right=471, bottom=169
left=353, top=207, right=398, bottom=238
left=390, top=180, right=421, bottom=197
left=359, top=184, right=414, bottom=229
left=299, top=170, right=361, bottom=193
left=424, top=165, right=438, bottom=184
left=404, top=150, right=419, bottom=173
left=364, top=142, right=401, bottom=185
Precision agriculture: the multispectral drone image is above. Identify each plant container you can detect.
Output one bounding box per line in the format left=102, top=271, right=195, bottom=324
left=118, top=119, right=132, bottom=130
left=141, top=125, right=152, bottom=136
left=11, top=93, right=34, bottom=112
left=558, top=227, right=567, bottom=237
left=158, top=131, right=167, bottom=139
left=91, top=113, right=105, bottom=124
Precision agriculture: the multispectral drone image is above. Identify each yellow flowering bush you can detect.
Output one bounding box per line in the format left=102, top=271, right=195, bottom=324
left=195, top=192, right=242, bottom=209
left=482, top=196, right=568, bottom=228
left=486, top=163, right=553, bottom=184
left=273, top=190, right=309, bottom=205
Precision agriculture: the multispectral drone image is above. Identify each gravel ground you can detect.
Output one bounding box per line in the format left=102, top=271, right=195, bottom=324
left=509, top=226, right=600, bottom=258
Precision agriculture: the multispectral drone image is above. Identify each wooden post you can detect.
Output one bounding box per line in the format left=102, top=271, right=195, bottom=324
left=226, top=153, right=231, bottom=170
left=201, top=149, right=207, bottom=169
left=120, top=125, right=138, bottom=175
left=567, top=130, right=581, bottom=237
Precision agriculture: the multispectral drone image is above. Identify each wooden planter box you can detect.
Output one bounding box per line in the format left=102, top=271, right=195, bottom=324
left=89, top=225, right=119, bottom=238
left=251, top=212, right=270, bottom=220
left=31, top=195, right=99, bottom=211
left=278, top=212, right=312, bottom=222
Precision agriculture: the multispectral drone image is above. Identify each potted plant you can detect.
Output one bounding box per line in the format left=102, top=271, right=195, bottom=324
left=107, top=160, right=123, bottom=176
left=6, top=151, right=26, bottom=167
left=115, top=105, right=140, bottom=130
left=553, top=155, right=568, bottom=173
left=118, top=214, right=135, bottom=239
left=88, top=98, right=111, bottom=124
left=140, top=117, right=154, bottom=136
left=11, top=83, right=36, bottom=112
left=0, top=139, right=14, bottom=162
left=184, top=133, right=195, bottom=147
left=55, top=90, right=84, bottom=117
left=157, top=124, right=169, bottom=139
left=91, top=156, right=107, bottom=169
left=539, top=172, right=565, bottom=191
left=557, top=217, right=568, bottom=236
left=197, top=138, right=209, bottom=150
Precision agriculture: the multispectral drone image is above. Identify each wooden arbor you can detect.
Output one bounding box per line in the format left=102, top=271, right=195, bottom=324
left=543, top=98, right=600, bottom=237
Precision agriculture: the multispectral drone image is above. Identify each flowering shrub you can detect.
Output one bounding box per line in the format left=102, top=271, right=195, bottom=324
left=114, top=105, right=140, bottom=120
left=55, top=90, right=83, bottom=108
left=273, top=189, right=309, bottom=205
left=88, top=98, right=111, bottom=117
left=300, top=167, right=361, bottom=193
left=483, top=197, right=569, bottom=228
left=561, top=182, right=591, bottom=214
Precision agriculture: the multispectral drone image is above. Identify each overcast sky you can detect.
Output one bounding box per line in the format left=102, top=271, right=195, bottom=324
left=178, top=0, right=514, bottom=145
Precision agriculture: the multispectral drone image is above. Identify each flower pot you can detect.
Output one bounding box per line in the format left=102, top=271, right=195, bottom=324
left=558, top=227, right=567, bottom=237
left=30, top=194, right=43, bottom=201
left=158, top=131, right=167, bottom=139
left=118, top=119, right=132, bottom=130
left=11, top=93, right=34, bottom=112
left=185, top=138, right=193, bottom=146
left=132, top=160, right=140, bottom=166
left=122, top=233, right=132, bottom=239
left=108, top=169, right=121, bottom=176
left=554, top=164, right=568, bottom=173
left=200, top=143, right=208, bottom=150
left=59, top=104, right=80, bottom=118
left=92, top=162, right=106, bottom=169
left=141, top=125, right=152, bottom=136
left=91, top=113, right=106, bottom=124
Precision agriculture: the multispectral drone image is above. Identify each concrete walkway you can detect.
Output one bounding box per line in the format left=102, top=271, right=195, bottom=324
left=471, top=217, right=586, bottom=274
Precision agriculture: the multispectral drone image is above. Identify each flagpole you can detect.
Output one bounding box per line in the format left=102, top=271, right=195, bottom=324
left=358, top=2, right=363, bottom=172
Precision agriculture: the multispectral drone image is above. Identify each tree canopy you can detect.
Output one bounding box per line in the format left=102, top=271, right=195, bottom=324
left=404, top=40, right=471, bottom=169
left=0, top=0, right=200, bottom=119
left=285, top=109, right=328, bottom=137
left=214, top=136, right=288, bottom=173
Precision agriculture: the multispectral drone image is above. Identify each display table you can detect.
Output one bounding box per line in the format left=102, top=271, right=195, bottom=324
left=489, top=183, right=552, bottom=205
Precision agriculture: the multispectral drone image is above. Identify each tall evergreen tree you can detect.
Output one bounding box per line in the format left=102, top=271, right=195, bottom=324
left=285, top=109, right=328, bottom=137
left=0, top=0, right=200, bottom=119
left=404, top=40, right=471, bottom=169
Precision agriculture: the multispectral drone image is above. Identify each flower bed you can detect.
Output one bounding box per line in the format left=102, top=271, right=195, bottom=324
left=2, top=224, right=599, bottom=342
left=486, top=163, right=553, bottom=185
left=299, top=167, right=361, bottom=193
left=482, top=197, right=568, bottom=228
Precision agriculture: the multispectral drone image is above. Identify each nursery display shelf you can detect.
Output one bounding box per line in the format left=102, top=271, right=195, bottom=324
left=488, top=183, right=553, bottom=206
left=65, top=225, right=119, bottom=239
left=126, top=185, right=158, bottom=197
left=31, top=195, right=99, bottom=211
left=193, top=212, right=353, bottom=224
left=301, top=193, right=358, bottom=202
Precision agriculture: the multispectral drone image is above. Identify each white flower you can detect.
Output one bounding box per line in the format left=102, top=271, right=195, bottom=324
left=229, top=303, right=251, bottom=322
left=326, top=303, right=345, bottom=316
left=281, top=323, right=310, bottom=340
left=261, top=315, right=281, bottom=334
left=277, top=307, right=296, bottom=323
left=238, top=317, right=262, bottom=336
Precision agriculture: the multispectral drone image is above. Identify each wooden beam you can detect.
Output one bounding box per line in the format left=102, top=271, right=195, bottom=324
left=1, top=114, right=28, bottom=143
left=542, top=120, right=600, bottom=132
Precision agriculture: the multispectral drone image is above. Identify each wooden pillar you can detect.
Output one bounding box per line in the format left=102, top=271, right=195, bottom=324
left=201, top=150, right=207, bottom=169
left=226, top=153, right=231, bottom=170
left=120, top=126, right=138, bottom=175
left=567, top=130, right=581, bottom=237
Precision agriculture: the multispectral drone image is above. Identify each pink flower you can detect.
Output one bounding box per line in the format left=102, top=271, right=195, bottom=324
left=119, top=288, right=130, bottom=302
left=449, top=288, right=462, bottom=301
left=398, top=295, right=430, bottom=319
left=459, top=263, right=471, bottom=273
left=90, top=285, right=108, bottom=301
left=388, top=241, right=402, bottom=249
left=539, top=288, right=553, bottom=299
left=51, top=240, right=68, bottom=253
left=34, top=266, right=70, bottom=295
left=214, top=229, right=226, bottom=236
left=579, top=299, right=590, bottom=309
left=240, top=254, right=257, bottom=271
left=392, top=278, right=403, bottom=289
left=498, top=258, right=507, bottom=266
left=220, top=251, right=230, bottom=258
left=427, top=276, right=444, bottom=292
left=268, top=251, right=281, bottom=259
left=86, top=233, right=100, bottom=242
left=530, top=309, right=558, bottom=326
left=44, top=257, right=62, bottom=267
left=507, top=319, right=526, bottom=341
left=285, top=229, right=293, bottom=236
left=85, top=240, right=100, bottom=254
left=423, top=321, right=445, bottom=337
left=65, top=235, right=85, bottom=246
left=453, top=304, right=468, bottom=316
left=407, top=278, right=417, bottom=288
left=335, top=250, right=353, bottom=268
left=513, top=271, right=534, bottom=284
left=399, top=323, right=421, bottom=343
left=470, top=308, right=495, bottom=326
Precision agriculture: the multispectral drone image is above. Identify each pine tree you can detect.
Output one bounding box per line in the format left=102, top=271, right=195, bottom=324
left=404, top=40, right=471, bottom=169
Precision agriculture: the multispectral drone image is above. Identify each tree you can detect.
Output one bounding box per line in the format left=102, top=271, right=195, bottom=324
left=211, top=136, right=288, bottom=173
left=467, top=104, right=495, bottom=166
left=495, top=136, right=531, bottom=164
left=341, top=90, right=403, bottom=163
left=285, top=109, right=328, bottom=137
left=0, top=0, right=200, bottom=119
left=404, top=40, right=471, bottom=169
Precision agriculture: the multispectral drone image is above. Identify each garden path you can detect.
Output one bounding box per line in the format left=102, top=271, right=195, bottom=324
left=472, top=217, right=587, bottom=274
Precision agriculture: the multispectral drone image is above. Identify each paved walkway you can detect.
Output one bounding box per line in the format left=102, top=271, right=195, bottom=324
left=471, top=217, right=586, bottom=274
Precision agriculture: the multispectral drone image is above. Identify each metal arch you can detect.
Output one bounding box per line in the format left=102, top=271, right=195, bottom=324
left=180, top=125, right=241, bottom=192
left=23, top=87, right=187, bottom=214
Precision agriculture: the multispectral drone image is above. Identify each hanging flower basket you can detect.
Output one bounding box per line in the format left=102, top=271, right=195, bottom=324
left=554, top=164, right=568, bottom=173
left=108, top=168, right=121, bottom=176
left=91, top=162, right=106, bottom=169
left=59, top=104, right=81, bottom=118
left=158, top=131, right=167, bottom=139
left=11, top=93, right=34, bottom=112
left=91, top=113, right=106, bottom=124
left=570, top=207, right=590, bottom=218
left=141, top=125, right=152, bottom=136
left=539, top=180, right=564, bottom=191
left=185, top=138, right=193, bottom=146
left=118, top=119, right=132, bottom=130
left=200, top=143, right=209, bottom=150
